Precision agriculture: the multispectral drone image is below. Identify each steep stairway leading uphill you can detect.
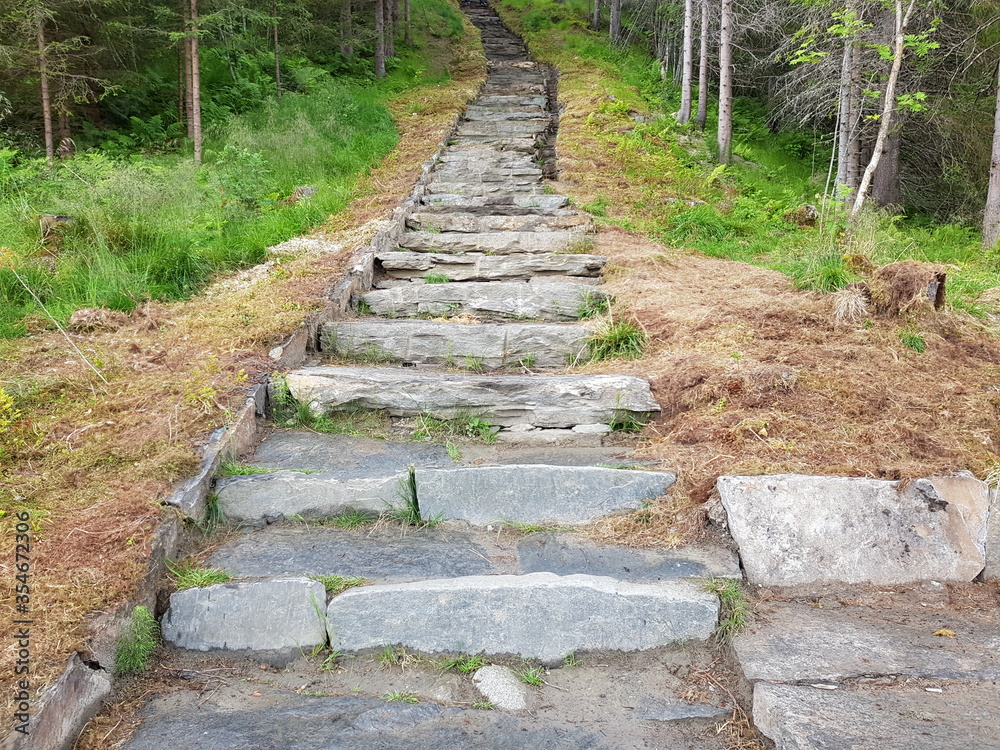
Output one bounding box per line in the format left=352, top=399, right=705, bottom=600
left=122, top=6, right=738, bottom=750
left=118, top=5, right=1000, bottom=750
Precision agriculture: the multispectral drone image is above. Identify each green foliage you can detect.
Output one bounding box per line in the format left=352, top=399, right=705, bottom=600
left=899, top=328, right=927, bottom=353
left=217, top=461, right=276, bottom=476
left=413, top=413, right=497, bottom=444
left=706, top=579, right=750, bottom=644
left=115, top=605, right=160, bottom=677
left=382, top=692, right=420, bottom=703
left=608, top=409, right=651, bottom=433
left=587, top=319, right=647, bottom=361
left=328, top=510, right=376, bottom=529
left=576, top=292, right=611, bottom=319
left=388, top=465, right=442, bottom=527
left=423, top=272, right=451, bottom=284
left=167, top=559, right=232, bottom=590
left=440, top=654, right=486, bottom=673
left=311, top=575, right=367, bottom=595
left=515, top=665, right=545, bottom=686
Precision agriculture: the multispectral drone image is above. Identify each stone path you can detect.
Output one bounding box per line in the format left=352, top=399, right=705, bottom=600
left=121, top=5, right=1000, bottom=749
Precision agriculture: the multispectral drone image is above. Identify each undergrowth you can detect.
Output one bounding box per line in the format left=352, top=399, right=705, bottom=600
left=114, top=605, right=160, bottom=677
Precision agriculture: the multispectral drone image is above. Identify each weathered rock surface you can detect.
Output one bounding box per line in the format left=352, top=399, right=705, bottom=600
left=473, top=665, right=528, bottom=711
left=399, top=230, right=581, bottom=254
left=986, top=485, right=1000, bottom=580
left=246, top=430, right=451, bottom=472
left=717, top=473, right=989, bottom=585
left=283, top=366, right=661, bottom=428
left=162, top=578, right=327, bottom=652
left=377, top=251, right=605, bottom=281
left=425, top=181, right=543, bottom=195
left=361, top=281, right=605, bottom=321
left=753, top=682, right=1000, bottom=750
left=215, top=471, right=402, bottom=522
left=518, top=533, right=741, bottom=580
left=733, top=602, right=1000, bottom=683
left=421, top=194, right=568, bottom=209
left=415, top=465, right=674, bottom=525
left=326, top=573, right=719, bottom=664
left=406, top=211, right=592, bottom=233
left=322, top=319, right=592, bottom=369
left=633, top=698, right=728, bottom=722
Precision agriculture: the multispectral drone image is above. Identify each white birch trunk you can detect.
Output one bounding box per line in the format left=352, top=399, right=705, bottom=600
left=695, top=0, right=709, bottom=129
left=984, top=60, right=1000, bottom=251
left=717, top=0, right=733, bottom=164
left=678, top=0, right=694, bottom=124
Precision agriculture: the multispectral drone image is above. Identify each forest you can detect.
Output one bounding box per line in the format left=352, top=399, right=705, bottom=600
left=1, top=0, right=999, bottom=338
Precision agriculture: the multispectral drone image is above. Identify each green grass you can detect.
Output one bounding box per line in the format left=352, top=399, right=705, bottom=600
left=899, top=328, right=927, bottom=353
left=0, top=0, right=470, bottom=338
left=271, top=381, right=392, bottom=438
left=576, top=292, right=611, bottom=319
left=705, top=578, right=751, bottom=644
left=311, top=575, right=367, bottom=595
left=587, top=319, right=647, bottom=361
left=413, top=413, right=497, bottom=444
left=440, top=654, right=486, bottom=673
left=382, top=691, right=420, bottom=703
left=423, top=272, right=451, bottom=284
left=387, top=465, right=443, bottom=527
left=515, top=665, right=545, bottom=686
left=216, top=461, right=276, bottom=476
left=167, top=559, right=232, bottom=590
left=114, top=605, right=160, bottom=676
left=326, top=510, right=376, bottom=529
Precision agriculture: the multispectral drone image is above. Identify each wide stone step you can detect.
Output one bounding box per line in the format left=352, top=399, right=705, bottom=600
left=399, top=230, right=580, bottom=254
left=208, top=526, right=740, bottom=582
left=322, top=318, right=593, bottom=368
left=282, top=366, right=661, bottom=429
left=464, top=109, right=549, bottom=121
left=436, top=152, right=541, bottom=168
left=421, top=193, right=569, bottom=209
left=360, top=280, right=605, bottom=321
left=456, top=121, right=548, bottom=138
left=376, top=251, right=605, bottom=281
left=325, top=573, right=719, bottom=664
left=451, top=136, right=539, bottom=152
left=431, top=165, right=542, bottom=180
left=476, top=94, right=547, bottom=108
left=424, top=181, right=543, bottom=195
left=406, top=211, right=592, bottom=233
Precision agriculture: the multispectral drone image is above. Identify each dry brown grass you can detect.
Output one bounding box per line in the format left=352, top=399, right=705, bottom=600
left=0, top=22, right=485, bottom=720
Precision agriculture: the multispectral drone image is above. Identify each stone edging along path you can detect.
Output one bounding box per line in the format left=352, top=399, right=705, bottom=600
left=12, top=3, right=1000, bottom=749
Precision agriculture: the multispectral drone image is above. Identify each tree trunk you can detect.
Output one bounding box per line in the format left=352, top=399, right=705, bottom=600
left=405, top=0, right=412, bottom=45
left=609, top=0, right=621, bottom=44
left=849, top=0, right=915, bottom=223
left=591, top=0, right=600, bottom=31
left=387, top=0, right=397, bottom=59
left=695, top=0, right=709, bottom=129
left=189, top=0, right=203, bottom=165
left=177, top=42, right=186, bottom=128
left=983, top=60, right=1000, bottom=251
left=183, top=2, right=194, bottom=140
left=717, top=0, right=733, bottom=164
left=37, top=13, right=54, bottom=167
left=374, top=0, right=386, bottom=78
left=340, top=0, right=353, bottom=57
left=871, top=127, right=901, bottom=208
left=835, top=27, right=854, bottom=195
left=678, top=0, right=694, bottom=123
left=846, top=43, right=863, bottom=189
left=273, top=3, right=282, bottom=99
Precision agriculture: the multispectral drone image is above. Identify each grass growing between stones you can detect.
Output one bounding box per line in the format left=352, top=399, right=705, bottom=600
left=311, top=575, right=367, bottom=595
left=114, top=605, right=160, bottom=677
left=166, top=560, right=233, bottom=590
left=216, top=461, right=277, bottom=476
left=706, top=579, right=751, bottom=644
left=382, top=691, right=420, bottom=703
left=322, top=511, right=377, bottom=530
left=440, top=654, right=487, bottom=673
left=576, top=291, right=611, bottom=319
left=515, top=665, right=546, bottom=686
left=587, top=318, right=648, bottom=361
left=472, top=700, right=495, bottom=710
left=413, top=413, right=497, bottom=444
left=388, top=466, right=443, bottom=528
left=272, top=382, right=393, bottom=438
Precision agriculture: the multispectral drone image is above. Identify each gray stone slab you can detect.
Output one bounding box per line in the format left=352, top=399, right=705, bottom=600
left=377, top=251, right=604, bottom=281
left=456, top=122, right=549, bottom=137
left=425, top=181, right=543, bottom=195
left=161, top=577, right=327, bottom=652
left=248, top=430, right=451, bottom=473
left=407, top=211, right=592, bottom=233
left=215, top=471, right=402, bottom=522
left=284, top=366, right=661, bottom=429
left=326, top=573, right=719, bottom=664
left=473, top=665, right=528, bottom=711
left=717, top=473, right=989, bottom=586
left=207, top=526, right=501, bottom=580
left=322, top=319, right=592, bottom=369
left=416, top=465, right=674, bottom=525
left=518, top=533, right=741, bottom=580
left=986, top=485, right=1000, bottom=580
left=753, top=682, right=1000, bottom=750
left=124, top=694, right=609, bottom=750
left=464, top=108, right=548, bottom=121
left=361, top=281, right=605, bottom=321
left=733, top=603, right=1000, bottom=683
left=633, top=698, right=728, bottom=722
left=399, top=231, right=580, bottom=254
left=421, top=194, right=568, bottom=209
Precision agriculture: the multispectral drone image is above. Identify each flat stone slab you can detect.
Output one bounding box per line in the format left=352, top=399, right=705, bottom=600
left=283, top=367, right=661, bottom=429
left=322, top=319, right=592, bottom=369
left=399, top=231, right=580, bottom=254
left=455, top=122, right=549, bottom=138
left=377, top=251, right=605, bottom=281
left=733, top=602, right=1000, bottom=683
left=421, top=194, right=568, bottom=209
left=633, top=698, right=728, bottom=722
left=717, top=473, right=989, bottom=586
left=361, top=281, right=605, bottom=321
left=424, top=181, right=543, bottom=195
left=216, top=471, right=402, bottom=522
left=208, top=526, right=503, bottom=580
left=415, top=465, right=675, bottom=525
left=473, top=665, right=528, bottom=711
left=326, top=573, right=719, bottom=664
left=986, top=485, right=999, bottom=580
left=518, top=533, right=741, bottom=580
left=407, top=211, right=592, bottom=233
left=162, top=577, right=326, bottom=652
left=753, top=682, right=1000, bottom=750
left=246, top=430, right=451, bottom=472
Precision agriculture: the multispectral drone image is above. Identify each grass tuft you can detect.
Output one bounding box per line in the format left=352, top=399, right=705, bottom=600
left=440, top=654, right=486, bottom=673
left=705, top=578, right=751, bottom=644
left=114, top=605, right=160, bottom=677
left=587, top=318, right=647, bottom=361
left=515, top=665, right=545, bottom=686
left=310, top=575, right=367, bottom=595
left=167, top=559, right=233, bottom=590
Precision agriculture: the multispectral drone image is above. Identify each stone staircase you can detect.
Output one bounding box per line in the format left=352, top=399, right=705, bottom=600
left=120, top=5, right=1000, bottom=749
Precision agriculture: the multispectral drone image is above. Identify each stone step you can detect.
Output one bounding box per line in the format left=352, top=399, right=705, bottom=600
left=322, top=318, right=594, bottom=368
left=475, top=94, right=547, bottom=108
left=325, top=573, right=719, bottom=664
left=216, top=464, right=673, bottom=526
left=436, top=151, right=541, bottom=167
left=281, top=366, right=661, bottom=429
left=464, top=109, right=549, bottom=121
left=424, top=181, right=543, bottom=195
left=449, top=137, right=539, bottom=153
left=406, top=211, right=592, bottom=233
left=373, top=276, right=601, bottom=290
left=456, top=121, right=549, bottom=138
left=399, top=230, right=581, bottom=254
left=207, top=526, right=740, bottom=582
left=421, top=193, right=569, bottom=209
left=360, top=280, right=605, bottom=321
left=376, top=251, right=605, bottom=281
left=431, top=165, right=543, bottom=179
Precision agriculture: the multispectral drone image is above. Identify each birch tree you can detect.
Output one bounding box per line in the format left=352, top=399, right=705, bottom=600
left=984, top=59, right=1000, bottom=251
left=717, top=0, right=733, bottom=163
left=696, top=0, right=709, bottom=129
left=678, top=0, right=694, bottom=123
left=610, top=0, right=621, bottom=44
left=374, top=0, right=386, bottom=77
